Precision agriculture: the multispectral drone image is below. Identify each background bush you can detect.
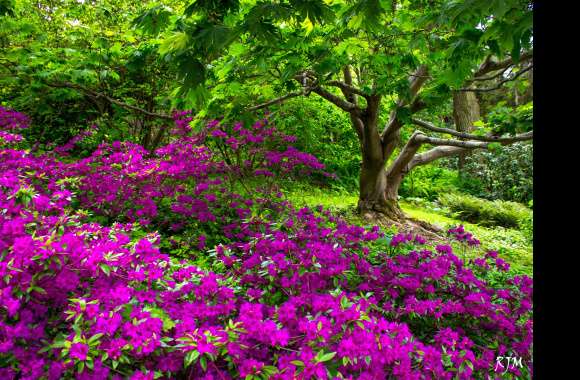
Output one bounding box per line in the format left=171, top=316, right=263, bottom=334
left=272, top=97, right=361, bottom=191
left=438, top=192, right=532, bottom=229
left=399, top=164, right=488, bottom=201
left=443, top=142, right=533, bottom=204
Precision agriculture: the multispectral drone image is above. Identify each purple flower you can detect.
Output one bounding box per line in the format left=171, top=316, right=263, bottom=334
left=211, top=129, right=228, bottom=138
left=70, top=342, right=89, bottom=361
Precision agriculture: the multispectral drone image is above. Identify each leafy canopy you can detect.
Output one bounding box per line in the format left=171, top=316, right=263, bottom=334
left=138, top=0, right=532, bottom=116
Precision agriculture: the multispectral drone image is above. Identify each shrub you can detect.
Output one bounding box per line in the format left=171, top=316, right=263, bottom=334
left=438, top=192, right=532, bottom=229
left=0, top=107, right=533, bottom=379
left=272, top=97, right=361, bottom=191
left=519, top=213, right=533, bottom=242
left=400, top=165, right=464, bottom=201
left=446, top=142, right=533, bottom=203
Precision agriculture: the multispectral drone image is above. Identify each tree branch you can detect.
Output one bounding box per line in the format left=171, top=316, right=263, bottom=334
left=473, top=50, right=533, bottom=77
left=286, top=71, right=364, bottom=114
left=42, top=80, right=173, bottom=120
left=326, top=79, right=368, bottom=99
left=246, top=90, right=304, bottom=112
left=409, top=145, right=467, bottom=169
left=380, top=65, right=429, bottom=161
left=411, top=118, right=533, bottom=143
left=386, top=131, right=424, bottom=179
left=381, top=65, right=429, bottom=140
left=342, top=65, right=357, bottom=104
left=469, top=65, right=513, bottom=82
left=460, top=65, right=533, bottom=93
left=414, top=131, right=533, bottom=148
left=408, top=130, right=533, bottom=170
left=310, top=86, right=362, bottom=114
left=246, top=70, right=363, bottom=117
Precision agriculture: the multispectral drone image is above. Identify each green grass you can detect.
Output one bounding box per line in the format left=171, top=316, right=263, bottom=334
left=284, top=185, right=532, bottom=275
left=402, top=201, right=532, bottom=274
left=286, top=186, right=359, bottom=210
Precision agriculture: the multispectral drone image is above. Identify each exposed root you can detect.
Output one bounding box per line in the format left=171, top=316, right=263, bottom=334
left=358, top=208, right=446, bottom=243
left=400, top=216, right=445, bottom=241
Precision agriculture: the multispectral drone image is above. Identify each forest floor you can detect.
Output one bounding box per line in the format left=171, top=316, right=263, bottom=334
left=284, top=186, right=532, bottom=276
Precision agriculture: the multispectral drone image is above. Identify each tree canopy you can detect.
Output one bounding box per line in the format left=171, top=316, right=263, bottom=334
left=1, top=0, right=533, bottom=217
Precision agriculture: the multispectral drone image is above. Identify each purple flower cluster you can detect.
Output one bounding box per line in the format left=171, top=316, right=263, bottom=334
left=390, top=232, right=427, bottom=247
left=202, top=118, right=330, bottom=184
left=0, top=106, right=29, bottom=145
left=448, top=225, right=481, bottom=246
left=172, top=110, right=194, bottom=136
left=53, top=125, right=98, bottom=156
left=0, top=107, right=533, bottom=379
left=0, top=106, right=29, bottom=130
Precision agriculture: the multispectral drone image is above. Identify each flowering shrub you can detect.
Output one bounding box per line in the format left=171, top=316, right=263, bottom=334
left=199, top=116, right=333, bottom=190
left=0, top=107, right=532, bottom=379
left=53, top=125, right=98, bottom=156
left=447, top=225, right=481, bottom=246
left=0, top=106, right=29, bottom=145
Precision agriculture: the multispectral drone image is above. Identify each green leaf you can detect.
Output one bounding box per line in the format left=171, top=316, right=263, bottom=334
left=184, top=350, right=200, bottom=367
left=316, top=351, right=336, bottom=363
left=144, top=306, right=176, bottom=332
left=99, top=263, right=111, bottom=276
left=0, top=0, right=15, bottom=16
left=488, top=142, right=502, bottom=152
left=88, top=333, right=103, bottom=345
left=133, top=5, right=172, bottom=35
left=290, top=0, right=334, bottom=25
left=175, top=53, right=205, bottom=88
left=159, top=32, right=190, bottom=55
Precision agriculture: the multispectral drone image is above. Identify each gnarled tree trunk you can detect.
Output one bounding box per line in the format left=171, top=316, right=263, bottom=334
left=353, top=68, right=428, bottom=221
left=355, top=101, right=406, bottom=220
left=358, top=158, right=404, bottom=220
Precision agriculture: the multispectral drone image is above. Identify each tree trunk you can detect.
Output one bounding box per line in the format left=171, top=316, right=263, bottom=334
left=150, top=124, right=166, bottom=151
left=452, top=91, right=480, bottom=174
left=355, top=103, right=405, bottom=220
left=357, top=159, right=404, bottom=220
left=523, top=67, right=533, bottom=103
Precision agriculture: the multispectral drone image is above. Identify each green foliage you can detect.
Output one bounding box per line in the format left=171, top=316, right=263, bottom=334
left=136, top=0, right=532, bottom=113
left=460, top=142, right=533, bottom=203
left=518, top=212, right=533, bottom=242
left=0, top=0, right=14, bottom=16
left=272, top=97, right=360, bottom=190
left=1, top=0, right=181, bottom=148
left=438, top=192, right=532, bottom=230
left=399, top=165, right=465, bottom=201
left=487, top=101, right=533, bottom=135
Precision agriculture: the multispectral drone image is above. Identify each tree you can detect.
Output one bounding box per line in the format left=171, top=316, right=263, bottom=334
left=134, top=1, right=533, bottom=220
left=0, top=0, right=182, bottom=149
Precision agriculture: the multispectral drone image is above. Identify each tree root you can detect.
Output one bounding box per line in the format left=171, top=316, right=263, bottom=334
left=358, top=208, right=447, bottom=243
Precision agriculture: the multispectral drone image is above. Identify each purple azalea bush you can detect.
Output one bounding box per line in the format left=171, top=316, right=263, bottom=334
left=0, top=107, right=532, bottom=379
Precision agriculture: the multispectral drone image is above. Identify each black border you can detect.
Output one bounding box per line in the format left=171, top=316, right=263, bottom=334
left=532, top=1, right=573, bottom=378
